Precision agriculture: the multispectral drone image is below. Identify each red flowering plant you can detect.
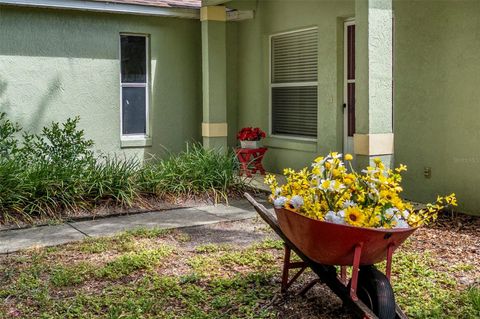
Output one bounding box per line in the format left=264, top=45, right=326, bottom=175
left=236, top=127, right=266, bottom=141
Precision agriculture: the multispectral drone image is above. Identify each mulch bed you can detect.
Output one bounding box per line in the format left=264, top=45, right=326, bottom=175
left=406, top=212, right=480, bottom=287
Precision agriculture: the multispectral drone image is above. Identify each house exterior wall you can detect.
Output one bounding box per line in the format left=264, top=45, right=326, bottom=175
left=230, top=0, right=479, bottom=215
left=0, top=6, right=202, bottom=160
left=394, top=0, right=480, bottom=214
left=230, top=0, right=355, bottom=172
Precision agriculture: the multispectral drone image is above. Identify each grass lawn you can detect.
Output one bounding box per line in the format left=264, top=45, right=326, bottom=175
left=0, top=217, right=478, bottom=319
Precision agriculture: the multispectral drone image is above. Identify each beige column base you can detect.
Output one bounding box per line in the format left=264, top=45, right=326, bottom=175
left=353, top=133, right=394, bottom=156
left=202, top=122, right=228, bottom=137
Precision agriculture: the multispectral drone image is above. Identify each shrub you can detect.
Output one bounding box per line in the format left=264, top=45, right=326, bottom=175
left=0, top=113, right=242, bottom=223
left=0, top=115, right=138, bottom=221
left=0, top=112, right=21, bottom=159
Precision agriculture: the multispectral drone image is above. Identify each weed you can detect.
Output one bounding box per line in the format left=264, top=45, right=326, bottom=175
left=195, top=243, right=232, bottom=254
left=219, top=249, right=276, bottom=269
left=125, top=226, right=172, bottom=239
left=50, top=262, right=94, bottom=287
left=96, top=246, right=174, bottom=279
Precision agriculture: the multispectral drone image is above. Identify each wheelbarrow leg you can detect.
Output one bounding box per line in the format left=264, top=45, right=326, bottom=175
left=350, top=243, right=363, bottom=301
left=281, top=245, right=307, bottom=293
left=385, top=244, right=395, bottom=281
left=281, top=245, right=292, bottom=292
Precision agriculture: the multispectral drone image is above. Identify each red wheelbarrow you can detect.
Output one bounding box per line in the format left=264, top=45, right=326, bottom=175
left=245, top=193, right=416, bottom=319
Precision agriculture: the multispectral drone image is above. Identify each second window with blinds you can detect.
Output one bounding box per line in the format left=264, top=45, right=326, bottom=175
left=270, top=27, right=318, bottom=139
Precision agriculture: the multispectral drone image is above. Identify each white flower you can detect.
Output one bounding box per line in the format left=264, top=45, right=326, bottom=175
left=342, top=200, right=356, bottom=209
left=368, top=182, right=378, bottom=190
left=289, top=195, right=304, bottom=209
left=402, top=210, right=410, bottom=219
left=362, top=168, right=379, bottom=175
left=337, top=210, right=345, bottom=218
left=332, top=215, right=345, bottom=224
left=274, top=187, right=282, bottom=196
left=320, top=155, right=330, bottom=164
left=325, top=211, right=336, bottom=221
left=394, top=219, right=410, bottom=229
left=385, top=207, right=398, bottom=218
left=273, top=196, right=287, bottom=208
left=319, top=179, right=334, bottom=191
left=324, top=211, right=345, bottom=225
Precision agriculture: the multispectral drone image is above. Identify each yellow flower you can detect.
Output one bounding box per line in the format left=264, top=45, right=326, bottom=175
left=408, top=214, right=422, bottom=227
left=395, top=164, right=408, bottom=173
left=266, top=153, right=457, bottom=229
left=344, top=206, right=365, bottom=227
left=445, top=193, right=457, bottom=206
left=343, top=174, right=355, bottom=185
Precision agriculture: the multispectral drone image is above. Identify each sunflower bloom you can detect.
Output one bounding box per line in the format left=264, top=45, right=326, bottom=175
left=344, top=207, right=365, bottom=227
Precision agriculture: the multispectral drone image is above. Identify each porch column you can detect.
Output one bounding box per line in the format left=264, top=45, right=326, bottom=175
left=201, top=5, right=228, bottom=151
left=354, top=0, right=394, bottom=168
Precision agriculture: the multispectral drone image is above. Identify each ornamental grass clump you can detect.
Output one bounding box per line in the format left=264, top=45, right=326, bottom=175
left=138, top=143, right=243, bottom=201
left=265, top=152, right=457, bottom=229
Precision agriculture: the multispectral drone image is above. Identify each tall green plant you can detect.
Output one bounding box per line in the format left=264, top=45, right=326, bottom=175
left=138, top=143, right=242, bottom=202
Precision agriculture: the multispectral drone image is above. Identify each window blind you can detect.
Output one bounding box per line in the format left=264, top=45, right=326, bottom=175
left=271, top=28, right=318, bottom=138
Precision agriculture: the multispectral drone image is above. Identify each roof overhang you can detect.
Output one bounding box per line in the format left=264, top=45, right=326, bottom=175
left=0, top=0, right=200, bottom=19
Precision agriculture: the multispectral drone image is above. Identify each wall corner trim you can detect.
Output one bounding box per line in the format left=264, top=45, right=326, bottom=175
left=353, top=133, right=394, bottom=156
left=202, top=122, right=228, bottom=137
left=200, top=6, right=226, bottom=21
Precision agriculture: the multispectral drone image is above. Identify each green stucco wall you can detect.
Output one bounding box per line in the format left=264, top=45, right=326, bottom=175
left=230, top=0, right=355, bottom=172
left=0, top=6, right=202, bottom=160
left=229, top=0, right=479, bottom=215
left=394, top=0, right=480, bottom=214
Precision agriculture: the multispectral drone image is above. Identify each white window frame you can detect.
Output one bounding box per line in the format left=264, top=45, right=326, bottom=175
left=268, top=26, right=319, bottom=142
left=119, top=33, right=150, bottom=142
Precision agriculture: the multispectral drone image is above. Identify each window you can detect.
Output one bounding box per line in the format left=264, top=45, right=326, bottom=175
left=120, top=34, right=149, bottom=138
left=270, top=28, right=318, bottom=139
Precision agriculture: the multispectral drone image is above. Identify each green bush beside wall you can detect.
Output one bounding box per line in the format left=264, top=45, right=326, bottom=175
left=0, top=114, right=242, bottom=224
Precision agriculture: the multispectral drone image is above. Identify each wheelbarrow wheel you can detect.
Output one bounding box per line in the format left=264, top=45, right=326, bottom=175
left=348, top=265, right=396, bottom=319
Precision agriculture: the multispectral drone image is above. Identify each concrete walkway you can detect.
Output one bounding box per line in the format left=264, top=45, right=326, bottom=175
left=0, top=198, right=270, bottom=254
left=243, top=172, right=286, bottom=193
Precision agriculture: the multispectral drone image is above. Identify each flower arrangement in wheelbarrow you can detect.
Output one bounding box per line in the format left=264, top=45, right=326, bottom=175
left=265, top=152, right=457, bottom=229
